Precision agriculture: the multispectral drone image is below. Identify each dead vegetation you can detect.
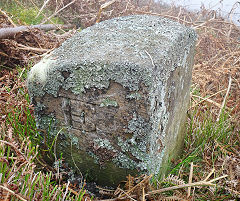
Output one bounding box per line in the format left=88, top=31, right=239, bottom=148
left=0, top=0, right=239, bottom=200
left=0, top=10, right=75, bottom=67
left=0, top=126, right=92, bottom=200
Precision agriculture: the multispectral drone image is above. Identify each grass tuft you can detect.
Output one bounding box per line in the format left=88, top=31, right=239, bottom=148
left=0, top=67, right=89, bottom=200
left=0, top=0, right=63, bottom=25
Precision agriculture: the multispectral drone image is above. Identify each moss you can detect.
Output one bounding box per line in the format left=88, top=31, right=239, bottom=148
left=56, top=134, right=138, bottom=187
left=36, top=116, right=140, bottom=186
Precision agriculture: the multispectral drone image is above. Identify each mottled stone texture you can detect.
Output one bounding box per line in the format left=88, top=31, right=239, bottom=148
left=27, top=15, right=197, bottom=186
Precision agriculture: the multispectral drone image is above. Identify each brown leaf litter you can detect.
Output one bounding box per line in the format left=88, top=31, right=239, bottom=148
left=0, top=14, right=74, bottom=68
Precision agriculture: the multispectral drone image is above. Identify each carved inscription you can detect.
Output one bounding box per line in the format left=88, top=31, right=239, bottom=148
left=41, top=81, right=150, bottom=164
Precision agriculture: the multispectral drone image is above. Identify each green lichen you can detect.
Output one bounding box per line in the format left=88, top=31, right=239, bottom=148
left=68, top=132, right=79, bottom=147
left=69, top=63, right=109, bottom=94
left=88, top=151, right=100, bottom=164
left=36, top=114, right=74, bottom=150
left=27, top=59, right=152, bottom=98
left=35, top=102, right=46, bottom=113
left=93, top=138, right=142, bottom=170
left=94, top=138, right=114, bottom=149
left=126, top=92, right=142, bottom=100
left=100, top=98, right=118, bottom=107
left=112, top=152, right=137, bottom=169
left=36, top=114, right=58, bottom=136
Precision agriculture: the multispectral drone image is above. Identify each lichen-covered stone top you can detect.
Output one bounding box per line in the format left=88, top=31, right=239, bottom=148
left=28, top=15, right=196, bottom=98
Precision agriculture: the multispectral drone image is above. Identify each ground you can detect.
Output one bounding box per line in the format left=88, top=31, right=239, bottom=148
left=0, top=0, right=239, bottom=200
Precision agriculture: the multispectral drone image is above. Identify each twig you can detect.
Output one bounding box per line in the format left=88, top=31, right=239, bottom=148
left=204, top=168, right=215, bottom=181
left=36, top=0, right=51, bottom=18
left=118, top=175, right=152, bottom=199
left=0, top=51, right=8, bottom=57
left=0, top=140, right=27, bottom=161
left=62, top=181, right=70, bottom=201
left=18, top=68, right=25, bottom=79
left=96, top=0, right=116, bottom=23
left=28, top=0, right=68, bottom=33
left=146, top=174, right=228, bottom=196
left=193, top=17, right=215, bottom=29
left=190, top=88, right=227, bottom=109
left=191, top=94, right=224, bottom=109
left=41, top=0, right=77, bottom=24
left=209, top=175, right=229, bottom=183
left=117, top=188, right=136, bottom=201
left=221, top=51, right=240, bottom=68
left=217, top=76, right=232, bottom=121
left=0, top=156, right=18, bottom=160
left=0, top=75, right=6, bottom=82
left=142, top=187, right=146, bottom=201
left=187, top=162, right=193, bottom=197
left=98, top=186, right=115, bottom=196
left=17, top=43, right=51, bottom=53
left=0, top=24, right=75, bottom=39
left=66, top=185, right=81, bottom=197
left=0, top=8, right=16, bottom=27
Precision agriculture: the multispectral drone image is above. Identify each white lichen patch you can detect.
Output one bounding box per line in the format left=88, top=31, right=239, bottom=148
left=28, top=56, right=56, bottom=84
left=126, top=92, right=142, bottom=100
left=112, top=152, right=137, bottom=169
left=94, top=138, right=115, bottom=150
left=100, top=98, right=118, bottom=107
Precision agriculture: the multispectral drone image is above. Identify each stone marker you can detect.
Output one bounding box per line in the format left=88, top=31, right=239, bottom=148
left=27, top=15, right=197, bottom=186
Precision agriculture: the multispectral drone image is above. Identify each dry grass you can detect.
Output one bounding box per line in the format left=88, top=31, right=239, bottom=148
left=0, top=68, right=91, bottom=200
left=0, top=0, right=240, bottom=200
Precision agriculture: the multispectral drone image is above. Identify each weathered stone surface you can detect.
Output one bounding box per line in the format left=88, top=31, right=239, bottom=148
left=27, top=15, right=197, bottom=186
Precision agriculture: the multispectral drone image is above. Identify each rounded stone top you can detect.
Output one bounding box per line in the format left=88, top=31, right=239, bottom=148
left=55, top=15, right=196, bottom=66
left=28, top=15, right=197, bottom=97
